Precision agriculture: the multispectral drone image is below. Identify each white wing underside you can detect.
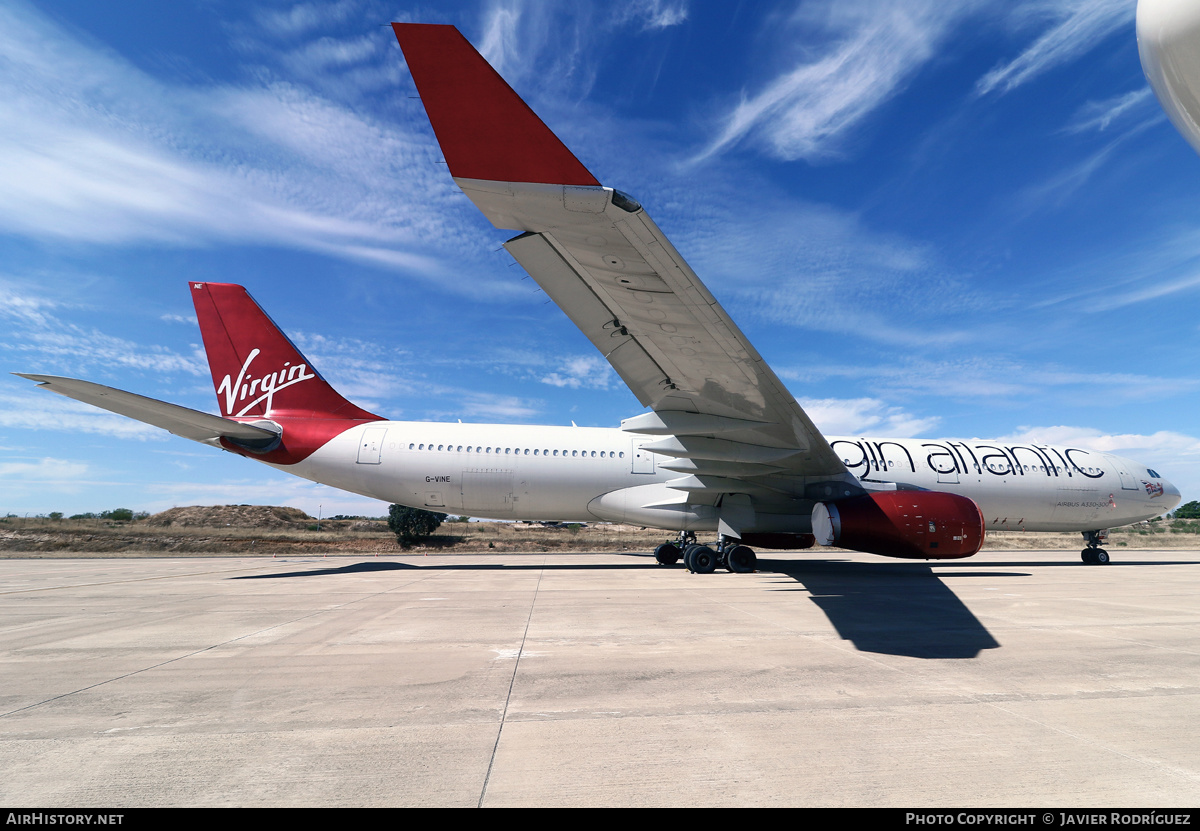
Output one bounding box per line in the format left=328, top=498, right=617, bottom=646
left=457, top=178, right=855, bottom=505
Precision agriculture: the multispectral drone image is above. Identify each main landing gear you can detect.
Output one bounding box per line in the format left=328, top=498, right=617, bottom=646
left=653, top=532, right=757, bottom=574
left=1080, top=529, right=1111, bottom=565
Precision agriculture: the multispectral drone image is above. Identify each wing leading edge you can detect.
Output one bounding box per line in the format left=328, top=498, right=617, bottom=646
left=393, top=23, right=857, bottom=512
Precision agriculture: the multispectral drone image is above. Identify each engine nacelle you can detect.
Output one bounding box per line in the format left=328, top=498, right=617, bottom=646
left=811, top=491, right=984, bottom=559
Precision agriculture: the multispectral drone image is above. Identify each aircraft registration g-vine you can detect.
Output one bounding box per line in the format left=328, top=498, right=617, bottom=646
left=17, top=24, right=1180, bottom=572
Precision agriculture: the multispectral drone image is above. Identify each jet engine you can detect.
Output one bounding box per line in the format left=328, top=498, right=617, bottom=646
left=811, top=491, right=985, bottom=559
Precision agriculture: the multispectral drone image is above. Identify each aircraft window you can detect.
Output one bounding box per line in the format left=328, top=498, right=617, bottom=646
left=409, top=443, right=414, bottom=450
left=466, top=446, right=472, bottom=452
left=553, top=450, right=558, bottom=456
left=572, top=450, right=578, bottom=457
left=524, top=449, right=529, bottom=455
left=418, top=444, right=424, bottom=450
left=476, top=447, right=482, bottom=453
left=438, top=444, right=443, bottom=451
left=1148, top=469, right=1161, bottom=478
left=619, top=452, right=625, bottom=458
left=591, top=451, right=596, bottom=457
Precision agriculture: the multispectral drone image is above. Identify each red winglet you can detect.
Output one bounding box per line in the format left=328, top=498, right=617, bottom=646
left=392, top=22, right=599, bottom=186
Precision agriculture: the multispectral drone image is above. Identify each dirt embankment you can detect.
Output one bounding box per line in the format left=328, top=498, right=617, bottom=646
left=0, top=505, right=1194, bottom=558
left=0, top=505, right=666, bottom=557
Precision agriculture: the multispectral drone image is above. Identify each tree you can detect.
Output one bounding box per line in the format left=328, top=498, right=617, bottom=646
left=388, top=505, right=447, bottom=548
left=1175, top=501, right=1200, bottom=519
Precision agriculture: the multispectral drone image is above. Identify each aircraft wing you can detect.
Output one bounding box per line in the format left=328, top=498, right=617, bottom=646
left=15, top=374, right=281, bottom=449
left=393, top=24, right=854, bottom=494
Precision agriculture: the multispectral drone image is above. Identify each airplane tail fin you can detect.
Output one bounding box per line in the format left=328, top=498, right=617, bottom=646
left=190, top=282, right=380, bottom=421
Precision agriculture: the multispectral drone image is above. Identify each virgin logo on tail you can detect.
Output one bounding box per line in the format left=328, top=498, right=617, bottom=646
left=217, top=348, right=315, bottom=417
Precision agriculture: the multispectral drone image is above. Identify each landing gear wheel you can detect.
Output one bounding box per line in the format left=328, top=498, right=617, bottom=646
left=1081, top=549, right=1095, bottom=564
left=654, top=543, right=681, bottom=566
left=690, top=545, right=717, bottom=574
left=1094, top=549, right=1110, bottom=564
left=725, top=545, right=757, bottom=574
left=683, top=544, right=701, bottom=573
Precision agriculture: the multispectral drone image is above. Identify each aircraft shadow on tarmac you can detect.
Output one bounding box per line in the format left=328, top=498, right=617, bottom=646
left=757, top=558, right=1007, bottom=660
left=233, top=554, right=1014, bottom=660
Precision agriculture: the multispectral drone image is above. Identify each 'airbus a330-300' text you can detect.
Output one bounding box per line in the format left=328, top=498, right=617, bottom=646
left=19, top=23, right=1179, bottom=572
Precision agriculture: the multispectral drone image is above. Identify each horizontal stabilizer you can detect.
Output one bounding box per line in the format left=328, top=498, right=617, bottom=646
left=15, top=374, right=281, bottom=449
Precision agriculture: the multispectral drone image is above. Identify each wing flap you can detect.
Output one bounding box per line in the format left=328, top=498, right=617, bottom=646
left=16, top=374, right=280, bottom=447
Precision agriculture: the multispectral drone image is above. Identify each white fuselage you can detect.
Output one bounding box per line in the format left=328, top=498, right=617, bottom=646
left=266, top=422, right=1180, bottom=535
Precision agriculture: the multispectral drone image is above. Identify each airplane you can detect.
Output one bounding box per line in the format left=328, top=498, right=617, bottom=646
left=1139, top=0, right=1200, bottom=154
left=16, top=23, right=1180, bottom=572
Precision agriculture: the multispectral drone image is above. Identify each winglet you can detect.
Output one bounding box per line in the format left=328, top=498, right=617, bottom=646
left=391, top=22, right=599, bottom=186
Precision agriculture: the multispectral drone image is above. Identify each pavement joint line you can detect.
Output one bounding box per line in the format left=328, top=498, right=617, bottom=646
left=0, top=562, right=447, bottom=720
left=478, top=556, right=546, bottom=809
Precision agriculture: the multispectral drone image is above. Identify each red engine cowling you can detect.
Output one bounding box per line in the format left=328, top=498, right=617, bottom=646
left=811, top=491, right=985, bottom=559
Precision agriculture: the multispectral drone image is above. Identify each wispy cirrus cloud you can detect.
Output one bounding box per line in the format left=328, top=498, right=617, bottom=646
left=616, top=0, right=689, bottom=31
left=975, top=0, right=1134, bottom=97
left=0, top=283, right=203, bottom=378
left=1063, top=88, right=1157, bottom=134
left=697, top=1, right=977, bottom=162
left=0, top=1, right=514, bottom=294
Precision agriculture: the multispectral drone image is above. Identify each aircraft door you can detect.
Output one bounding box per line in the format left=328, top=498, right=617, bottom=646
left=357, top=427, right=387, bottom=464
left=631, top=440, right=656, bottom=474
left=1105, top=455, right=1140, bottom=491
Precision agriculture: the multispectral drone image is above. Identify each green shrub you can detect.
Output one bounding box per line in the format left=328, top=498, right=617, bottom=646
left=387, top=505, right=447, bottom=548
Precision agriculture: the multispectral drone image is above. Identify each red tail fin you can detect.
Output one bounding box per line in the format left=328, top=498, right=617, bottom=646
left=191, top=282, right=379, bottom=421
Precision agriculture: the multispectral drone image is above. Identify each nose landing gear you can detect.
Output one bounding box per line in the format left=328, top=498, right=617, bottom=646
left=1081, top=529, right=1110, bottom=565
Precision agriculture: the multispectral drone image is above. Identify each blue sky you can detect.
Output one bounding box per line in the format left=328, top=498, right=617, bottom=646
left=3, top=0, right=1199, bottom=518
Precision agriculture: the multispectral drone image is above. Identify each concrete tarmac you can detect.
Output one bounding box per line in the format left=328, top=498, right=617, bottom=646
left=1, top=549, right=1198, bottom=807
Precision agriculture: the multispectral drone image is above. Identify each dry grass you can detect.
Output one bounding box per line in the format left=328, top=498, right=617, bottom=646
left=0, top=507, right=1192, bottom=558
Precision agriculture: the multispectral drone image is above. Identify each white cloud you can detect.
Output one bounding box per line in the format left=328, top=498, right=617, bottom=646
left=459, top=393, right=542, bottom=421
left=999, top=425, right=1200, bottom=500
left=0, top=457, right=90, bottom=481
left=0, top=389, right=164, bottom=440
left=0, top=1, right=505, bottom=293
left=698, top=1, right=975, bottom=162
left=540, top=355, right=615, bottom=389
left=253, top=1, right=361, bottom=39
left=0, top=282, right=204, bottom=377
left=616, top=0, right=689, bottom=31
left=678, top=194, right=979, bottom=346
left=1064, top=88, right=1156, bottom=133
left=801, top=397, right=939, bottom=437
left=975, top=0, right=1134, bottom=97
